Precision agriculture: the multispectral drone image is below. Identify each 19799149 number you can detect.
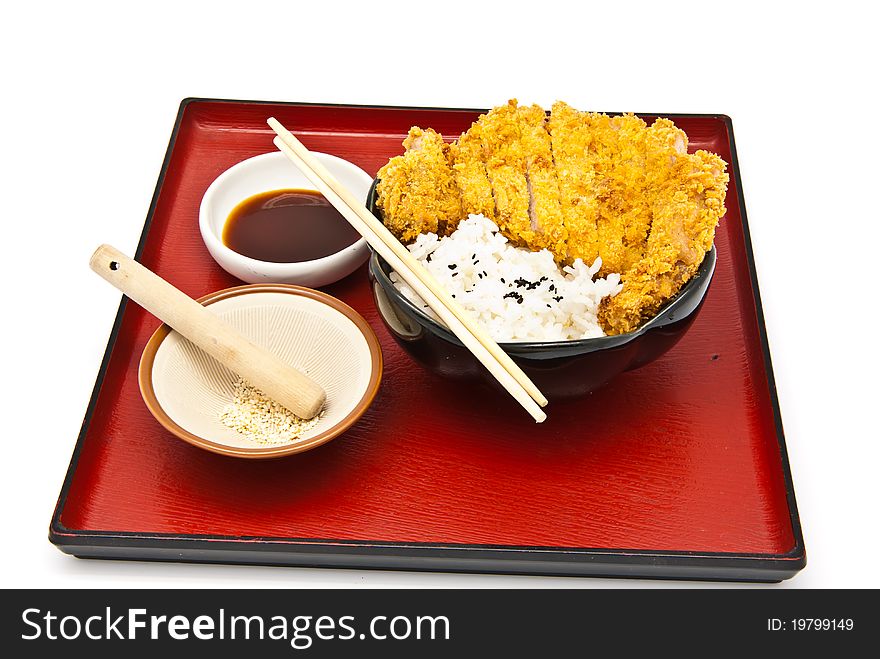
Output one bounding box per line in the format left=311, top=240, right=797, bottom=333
left=768, top=619, right=854, bottom=631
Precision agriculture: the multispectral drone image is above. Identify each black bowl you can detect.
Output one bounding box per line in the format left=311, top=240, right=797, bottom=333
left=366, top=179, right=716, bottom=399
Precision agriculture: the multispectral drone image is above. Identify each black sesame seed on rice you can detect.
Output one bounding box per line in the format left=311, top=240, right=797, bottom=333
left=448, top=264, right=457, bottom=270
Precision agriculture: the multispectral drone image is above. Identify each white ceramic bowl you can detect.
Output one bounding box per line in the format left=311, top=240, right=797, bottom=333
left=199, top=151, right=373, bottom=287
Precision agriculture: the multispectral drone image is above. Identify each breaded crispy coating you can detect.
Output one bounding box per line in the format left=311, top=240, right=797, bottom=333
left=449, top=122, right=496, bottom=220
left=517, top=103, right=568, bottom=258
left=608, top=113, right=651, bottom=267
left=586, top=112, right=628, bottom=275
left=588, top=112, right=653, bottom=275
left=549, top=101, right=601, bottom=266
left=375, top=101, right=729, bottom=336
left=598, top=127, right=729, bottom=335
left=477, top=100, right=537, bottom=250
left=376, top=127, right=462, bottom=243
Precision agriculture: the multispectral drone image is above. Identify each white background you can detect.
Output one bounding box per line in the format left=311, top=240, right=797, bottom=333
left=1, top=1, right=877, bottom=589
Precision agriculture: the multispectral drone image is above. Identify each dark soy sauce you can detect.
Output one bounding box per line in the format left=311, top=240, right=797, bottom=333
left=222, top=189, right=360, bottom=263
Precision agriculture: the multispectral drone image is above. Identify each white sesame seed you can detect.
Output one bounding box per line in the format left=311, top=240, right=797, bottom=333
left=219, top=377, right=323, bottom=445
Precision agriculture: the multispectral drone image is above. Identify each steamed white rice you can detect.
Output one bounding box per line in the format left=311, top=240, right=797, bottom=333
left=390, top=215, right=622, bottom=342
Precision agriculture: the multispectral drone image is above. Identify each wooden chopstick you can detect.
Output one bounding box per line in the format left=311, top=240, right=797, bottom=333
left=270, top=134, right=546, bottom=423
left=267, top=118, right=547, bottom=409
left=267, top=118, right=548, bottom=422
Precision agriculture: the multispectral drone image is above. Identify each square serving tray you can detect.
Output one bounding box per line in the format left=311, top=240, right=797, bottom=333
left=50, top=98, right=805, bottom=581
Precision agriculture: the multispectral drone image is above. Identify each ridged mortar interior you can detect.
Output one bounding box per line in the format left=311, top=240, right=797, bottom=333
left=151, top=292, right=372, bottom=448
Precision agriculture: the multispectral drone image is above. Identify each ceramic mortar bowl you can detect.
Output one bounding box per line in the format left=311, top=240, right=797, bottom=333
left=139, top=283, right=382, bottom=458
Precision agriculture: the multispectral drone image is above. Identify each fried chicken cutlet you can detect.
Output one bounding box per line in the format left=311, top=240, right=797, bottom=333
left=476, top=100, right=535, bottom=250
left=449, top=122, right=496, bottom=221
left=549, top=104, right=652, bottom=275
left=469, top=100, right=568, bottom=256
left=375, top=101, right=728, bottom=337
left=587, top=112, right=653, bottom=276
left=376, top=127, right=462, bottom=243
left=517, top=103, right=568, bottom=258
left=598, top=119, right=728, bottom=335
left=607, top=113, right=652, bottom=268
left=548, top=101, right=600, bottom=267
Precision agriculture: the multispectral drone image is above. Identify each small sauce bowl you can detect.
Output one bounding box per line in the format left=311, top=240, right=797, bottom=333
left=200, top=151, right=373, bottom=287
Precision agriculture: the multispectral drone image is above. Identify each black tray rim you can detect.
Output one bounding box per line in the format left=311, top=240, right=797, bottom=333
left=49, top=97, right=806, bottom=582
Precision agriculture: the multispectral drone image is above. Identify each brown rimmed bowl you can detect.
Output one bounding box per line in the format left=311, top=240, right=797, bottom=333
left=139, top=283, right=382, bottom=458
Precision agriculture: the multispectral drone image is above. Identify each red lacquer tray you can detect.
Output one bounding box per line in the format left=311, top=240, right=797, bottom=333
left=50, top=99, right=805, bottom=581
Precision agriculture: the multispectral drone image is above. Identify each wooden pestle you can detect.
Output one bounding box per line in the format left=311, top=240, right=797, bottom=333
left=90, top=244, right=326, bottom=419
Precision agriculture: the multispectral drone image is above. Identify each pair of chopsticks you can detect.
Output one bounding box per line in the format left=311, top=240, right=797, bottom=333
left=267, top=118, right=549, bottom=423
